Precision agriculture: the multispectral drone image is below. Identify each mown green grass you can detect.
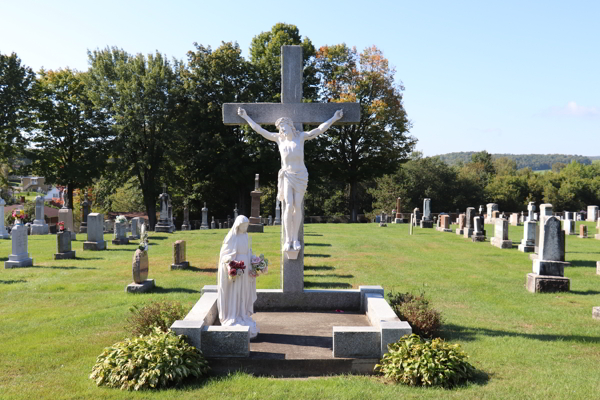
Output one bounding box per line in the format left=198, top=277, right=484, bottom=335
left=1, top=222, right=599, bottom=399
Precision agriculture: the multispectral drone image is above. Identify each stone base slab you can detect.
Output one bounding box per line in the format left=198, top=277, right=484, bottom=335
left=333, top=327, right=380, bottom=358
left=379, top=223, right=387, bottom=227
left=420, top=220, right=433, bottom=228
left=126, top=279, right=155, bottom=293
left=394, top=218, right=404, bottom=223
left=31, top=224, right=49, bottom=235
left=472, top=234, right=485, bottom=242
left=83, top=240, right=106, bottom=250
left=455, top=229, right=463, bottom=235
left=526, top=273, right=570, bottom=293
left=201, top=326, right=250, bottom=357
left=593, top=307, right=600, bottom=320
left=463, top=229, right=473, bottom=239
left=54, top=251, right=75, bottom=260
left=79, top=226, right=87, bottom=233
left=181, top=224, right=190, bottom=230
left=112, top=238, right=129, bottom=245
left=4, top=258, right=33, bottom=269
left=595, top=234, right=600, bottom=240
left=518, top=243, right=535, bottom=253
left=171, top=261, right=190, bottom=270
left=247, top=224, right=264, bottom=233
left=491, top=238, right=512, bottom=249
left=533, top=259, right=569, bottom=276
left=128, top=235, right=140, bottom=240
left=578, top=234, right=587, bottom=239
left=155, top=224, right=174, bottom=233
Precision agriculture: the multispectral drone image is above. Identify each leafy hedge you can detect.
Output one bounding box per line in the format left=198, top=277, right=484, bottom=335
left=125, top=300, right=186, bottom=337
left=90, top=328, right=210, bottom=390
left=375, top=334, right=475, bottom=388
left=387, top=290, right=443, bottom=338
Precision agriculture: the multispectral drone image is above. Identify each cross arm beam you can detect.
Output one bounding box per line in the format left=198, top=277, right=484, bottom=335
left=222, top=103, right=360, bottom=126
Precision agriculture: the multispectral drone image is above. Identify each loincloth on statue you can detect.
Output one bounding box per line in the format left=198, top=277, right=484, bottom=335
left=277, top=167, right=308, bottom=202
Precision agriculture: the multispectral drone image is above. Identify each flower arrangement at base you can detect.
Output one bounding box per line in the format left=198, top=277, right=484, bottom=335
left=249, top=254, right=268, bottom=278
left=12, top=209, right=27, bottom=224
left=115, top=215, right=127, bottom=224
left=57, top=221, right=65, bottom=232
left=138, top=231, right=149, bottom=253
left=227, top=260, right=246, bottom=281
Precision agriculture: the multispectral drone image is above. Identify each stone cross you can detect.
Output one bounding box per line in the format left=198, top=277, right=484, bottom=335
left=222, top=45, right=360, bottom=293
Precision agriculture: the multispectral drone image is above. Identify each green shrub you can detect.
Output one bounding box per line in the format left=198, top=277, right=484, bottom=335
left=375, top=334, right=475, bottom=388
left=387, top=290, right=442, bottom=338
left=90, top=327, right=210, bottom=390
left=126, top=300, right=186, bottom=337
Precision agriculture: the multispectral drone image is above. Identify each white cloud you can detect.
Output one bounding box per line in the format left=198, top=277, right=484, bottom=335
left=547, top=101, right=600, bottom=117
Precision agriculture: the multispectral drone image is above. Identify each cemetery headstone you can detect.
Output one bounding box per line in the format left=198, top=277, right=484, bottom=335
left=4, top=222, right=33, bottom=268
left=578, top=224, right=587, bottom=239
left=486, top=203, right=498, bottom=223
left=104, top=219, right=113, bottom=233
left=201, top=203, right=209, bottom=230
left=211, top=216, right=216, bottom=229
left=54, top=231, right=75, bottom=259
left=248, top=174, right=264, bottom=233
left=420, top=198, right=433, bottom=228
left=234, top=204, right=239, bottom=219
left=409, top=213, right=414, bottom=235
left=413, top=208, right=421, bottom=226
left=112, top=219, right=130, bottom=245
left=587, top=205, right=598, bottom=222
left=128, top=217, right=141, bottom=240
left=563, top=212, right=576, bottom=235
left=155, top=186, right=174, bottom=233
left=491, top=218, right=512, bottom=248
left=167, top=199, right=176, bottom=232
left=79, top=193, right=90, bottom=233
left=127, top=248, right=154, bottom=293
left=472, top=216, right=485, bottom=242
left=379, top=211, right=387, bottom=227
left=596, top=219, right=600, bottom=240
left=463, top=207, right=476, bottom=238
left=58, top=201, right=76, bottom=241
left=519, top=216, right=536, bottom=253
left=31, top=194, right=49, bottom=235
left=171, top=240, right=190, bottom=270
left=274, top=200, right=281, bottom=225
left=83, top=213, right=107, bottom=250
left=268, top=215, right=273, bottom=226
left=455, top=213, right=466, bottom=235
left=182, top=205, right=191, bottom=230
left=526, top=216, right=570, bottom=293
left=394, top=197, right=404, bottom=223
left=0, top=197, right=10, bottom=239
left=438, top=214, right=452, bottom=233
left=510, top=213, right=520, bottom=227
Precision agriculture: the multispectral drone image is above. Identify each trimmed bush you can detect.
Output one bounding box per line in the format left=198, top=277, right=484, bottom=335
left=375, top=334, right=475, bottom=388
left=387, top=290, right=442, bottom=338
left=126, top=300, right=186, bottom=336
left=90, top=327, right=210, bottom=390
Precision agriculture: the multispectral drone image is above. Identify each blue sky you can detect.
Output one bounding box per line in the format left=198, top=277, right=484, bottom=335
left=2, top=0, right=598, bottom=157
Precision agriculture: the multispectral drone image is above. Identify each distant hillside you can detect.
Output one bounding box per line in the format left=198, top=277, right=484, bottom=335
left=436, top=152, right=596, bottom=171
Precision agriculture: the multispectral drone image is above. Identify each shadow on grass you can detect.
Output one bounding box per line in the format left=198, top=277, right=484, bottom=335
left=304, top=273, right=354, bottom=279
left=304, top=233, right=324, bottom=237
left=74, top=257, right=104, bottom=261
left=567, top=251, right=600, bottom=254
left=304, top=265, right=335, bottom=271
left=0, top=257, right=8, bottom=262
left=305, top=254, right=331, bottom=258
left=185, top=266, right=218, bottom=273
left=305, top=243, right=332, bottom=247
left=32, top=265, right=98, bottom=270
left=441, top=323, right=600, bottom=344
left=0, top=279, right=27, bottom=284
left=570, top=289, right=600, bottom=295
left=105, top=248, right=136, bottom=252
left=148, top=236, right=169, bottom=240
left=151, top=286, right=200, bottom=294
left=567, top=260, right=598, bottom=267
left=304, top=281, right=352, bottom=289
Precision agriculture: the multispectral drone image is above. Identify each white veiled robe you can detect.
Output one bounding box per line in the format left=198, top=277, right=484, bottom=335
left=217, top=215, right=258, bottom=337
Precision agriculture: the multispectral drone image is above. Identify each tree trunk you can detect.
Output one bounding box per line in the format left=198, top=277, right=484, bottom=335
left=350, top=179, right=357, bottom=223
left=67, top=184, right=74, bottom=210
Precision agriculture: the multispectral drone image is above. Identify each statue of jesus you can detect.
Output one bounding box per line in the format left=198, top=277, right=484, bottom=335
left=237, top=107, right=343, bottom=252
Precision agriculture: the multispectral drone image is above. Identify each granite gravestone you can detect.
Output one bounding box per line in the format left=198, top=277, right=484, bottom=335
left=234, top=204, right=239, bottom=219
left=4, top=223, right=33, bottom=268
left=274, top=200, right=282, bottom=225
left=79, top=193, right=90, bottom=233
left=509, top=213, right=520, bottom=227
left=455, top=214, right=465, bottom=235
left=486, top=203, right=498, bottom=223
left=491, top=218, right=512, bottom=248
left=563, top=212, right=576, bottom=235
left=463, top=207, right=476, bottom=239
left=155, top=186, right=174, bottom=233
left=587, top=205, right=598, bottom=222
left=58, top=196, right=76, bottom=241
left=472, top=216, right=485, bottom=242
left=83, top=213, right=107, bottom=250
left=54, top=231, right=75, bottom=259
left=129, top=217, right=141, bottom=240
left=526, top=216, right=570, bottom=293
left=171, top=240, right=190, bottom=270
left=211, top=216, right=216, bottom=229
left=379, top=211, right=387, bottom=227
left=201, top=203, right=209, bottom=230
left=112, top=221, right=129, bottom=245
left=578, top=224, right=587, bottom=239
left=413, top=208, right=421, bottom=226
left=182, top=205, right=191, bottom=230
left=0, top=197, right=10, bottom=239
left=420, top=198, right=433, bottom=228
left=127, top=249, right=155, bottom=293
left=394, top=197, right=403, bottom=223
left=438, top=215, right=452, bottom=233
left=596, top=219, right=600, bottom=240
left=248, top=174, right=264, bottom=233
left=31, top=194, right=49, bottom=235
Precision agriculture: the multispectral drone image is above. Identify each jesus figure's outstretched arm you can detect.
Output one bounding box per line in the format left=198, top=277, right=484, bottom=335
left=305, top=110, right=344, bottom=140
left=237, top=108, right=278, bottom=142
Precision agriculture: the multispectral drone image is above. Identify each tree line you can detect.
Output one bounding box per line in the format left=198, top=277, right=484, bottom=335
left=370, top=151, right=600, bottom=215
left=437, top=151, right=594, bottom=171
left=0, top=23, right=415, bottom=227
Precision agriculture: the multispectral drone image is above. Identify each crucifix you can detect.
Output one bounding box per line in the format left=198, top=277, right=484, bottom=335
left=223, top=45, right=360, bottom=292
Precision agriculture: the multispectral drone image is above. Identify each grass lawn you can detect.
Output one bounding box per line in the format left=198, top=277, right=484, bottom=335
left=1, top=221, right=599, bottom=399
